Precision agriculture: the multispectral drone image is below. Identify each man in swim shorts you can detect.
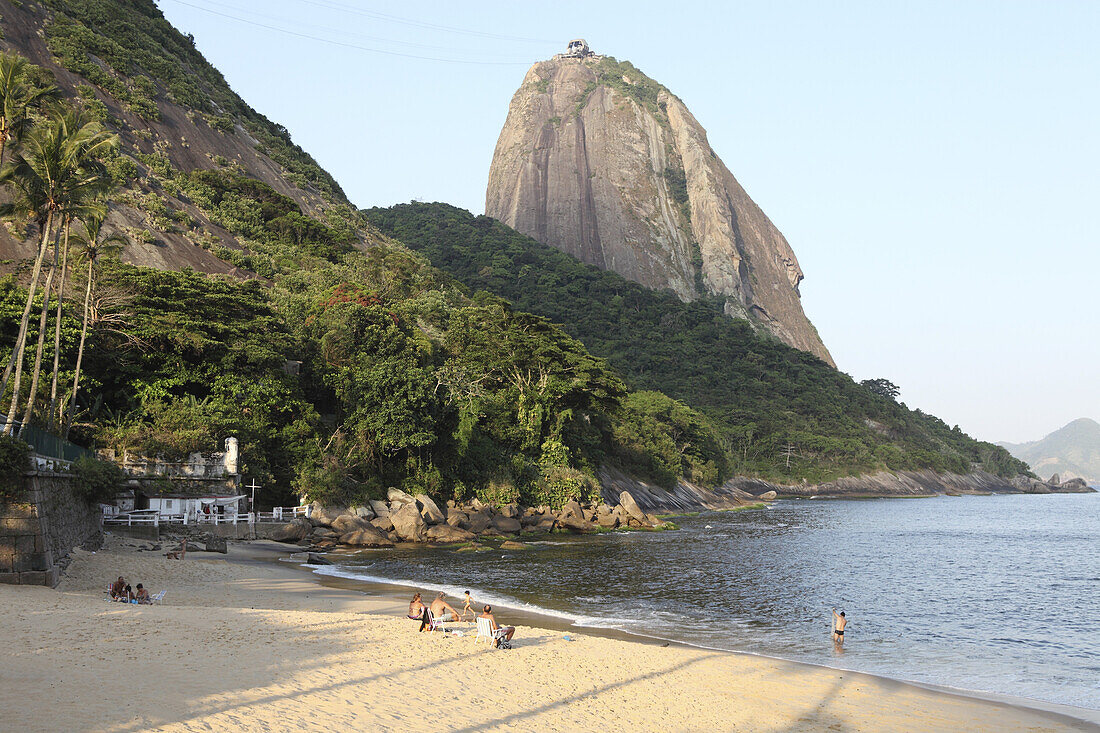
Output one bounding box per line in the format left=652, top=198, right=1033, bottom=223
left=832, top=608, right=847, bottom=643
left=429, top=592, right=462, bottom=623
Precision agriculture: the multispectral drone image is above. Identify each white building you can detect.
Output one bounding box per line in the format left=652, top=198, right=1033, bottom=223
left=144, top=493, right=246, bottom=521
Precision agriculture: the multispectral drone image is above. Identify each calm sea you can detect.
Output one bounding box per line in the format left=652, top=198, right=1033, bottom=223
left=311, top=493, right=1100, bottom=710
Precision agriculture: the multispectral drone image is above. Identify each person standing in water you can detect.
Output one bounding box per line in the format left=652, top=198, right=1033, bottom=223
left=832, top=608, right=847, bottom=643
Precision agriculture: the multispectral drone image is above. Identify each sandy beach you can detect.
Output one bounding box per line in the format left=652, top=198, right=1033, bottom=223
left=2, top=536, right=1096, bottom=733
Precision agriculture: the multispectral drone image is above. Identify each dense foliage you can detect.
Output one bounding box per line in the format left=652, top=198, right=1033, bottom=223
left=0, top=433, right=31, bottom=500
left=0, top=164, right=720, bottom=507
left=365, top=203, right=1031, bottom=483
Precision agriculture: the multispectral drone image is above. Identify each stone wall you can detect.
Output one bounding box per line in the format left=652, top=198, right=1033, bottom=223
left=0, top=471, right=103, bottom=587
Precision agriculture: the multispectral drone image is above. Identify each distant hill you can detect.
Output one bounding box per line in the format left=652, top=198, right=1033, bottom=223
left=1000, top=418, right=1100, bottom=484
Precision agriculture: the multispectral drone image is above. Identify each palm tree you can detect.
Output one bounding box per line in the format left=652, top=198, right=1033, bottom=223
left=64, top=209, right=125, bottom=439
left=0, top=108, right=117, bottom=435
left=0, top=52, right=58, bottom=167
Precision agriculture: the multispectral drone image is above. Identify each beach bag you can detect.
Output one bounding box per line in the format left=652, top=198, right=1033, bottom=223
left=498, top=637, right=512, bottom=650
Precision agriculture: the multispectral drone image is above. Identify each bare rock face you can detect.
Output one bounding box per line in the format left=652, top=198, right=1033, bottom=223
left=486, top=55, right=833, bottom=365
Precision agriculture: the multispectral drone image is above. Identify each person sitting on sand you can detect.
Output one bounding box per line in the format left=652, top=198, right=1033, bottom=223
left=408, top=593, right=425, bottom=620
left=110, top=576, right=126, bottom=600
left=429, top=592, right=461, bottom=623
left=123, top=584, right=135, bottom=603
left=134, top=584, right=151, bottom=604
left=479, top=605, right=516, bottom=648
left=461, top=590, right=473, bottom=620
left=832, top=609, right=847, bottom=643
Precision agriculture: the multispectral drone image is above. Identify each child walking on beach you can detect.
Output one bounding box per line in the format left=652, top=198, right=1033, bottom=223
left=461, top=591, right=473, bottom=620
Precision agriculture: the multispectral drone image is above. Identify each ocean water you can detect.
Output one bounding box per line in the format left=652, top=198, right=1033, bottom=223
left=312, top=493, right=1100, bottom=710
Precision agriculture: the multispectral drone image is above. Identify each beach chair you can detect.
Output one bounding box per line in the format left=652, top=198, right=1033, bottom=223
left=427, top=610, right=451, bottom=635
left=475, top=617, right=510, bottom=648
left=149, top=590, right=167, bottom=605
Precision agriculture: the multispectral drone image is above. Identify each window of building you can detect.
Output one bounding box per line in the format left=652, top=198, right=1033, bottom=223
left=165, top=500, right=173, bottom=509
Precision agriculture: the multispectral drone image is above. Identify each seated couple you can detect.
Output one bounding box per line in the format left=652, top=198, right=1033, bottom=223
left=109, top=577, right=152, bottom=604
left=409, top=592, right=462, bottom=631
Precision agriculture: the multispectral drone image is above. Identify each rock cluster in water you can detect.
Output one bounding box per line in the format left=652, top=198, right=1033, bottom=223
left=270, top=489, right=672, bottom=549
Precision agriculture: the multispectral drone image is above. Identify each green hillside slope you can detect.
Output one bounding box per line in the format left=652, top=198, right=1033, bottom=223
left=366, top=203, right=1029, bottom=484
left=1001, top=418, right=1100, bottom=483
left=0, top=2, right=725, bottom=507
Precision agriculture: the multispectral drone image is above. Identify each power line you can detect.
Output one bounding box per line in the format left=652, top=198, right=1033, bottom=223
left=292, top=0, right=560, bottom=45
left=172, top=0, right=532, bottom=55
left=161, top=0, right=540, bottom=65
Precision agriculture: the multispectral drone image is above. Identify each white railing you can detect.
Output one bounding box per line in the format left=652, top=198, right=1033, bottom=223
left=104, top=513, right=162, bottom=527
left=103, top=506, right=311, bottom=527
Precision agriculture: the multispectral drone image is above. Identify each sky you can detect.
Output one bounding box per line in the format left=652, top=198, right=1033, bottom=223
left=155, top=0, right=1099, bottom=444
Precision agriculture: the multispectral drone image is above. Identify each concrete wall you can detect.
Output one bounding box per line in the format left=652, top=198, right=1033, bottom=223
left=0, top=471, right=103, bottom=587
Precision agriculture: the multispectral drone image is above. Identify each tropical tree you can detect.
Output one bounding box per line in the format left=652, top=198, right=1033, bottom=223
left=0, top=107, right=117, bottom=434
left=64, top=209, right=125, bottom=438
left=0, top=52, right=58, bottom=166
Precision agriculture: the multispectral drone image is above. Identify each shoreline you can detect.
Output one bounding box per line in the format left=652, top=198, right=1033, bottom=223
left=2, top=535, right=1096, bottom=732
left=279, top=544, right=1100, bottom=729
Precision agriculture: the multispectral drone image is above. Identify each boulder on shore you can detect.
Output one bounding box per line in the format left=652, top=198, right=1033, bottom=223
left=618, top=491, right=647, bottom=522
left=391, top=501, right=428, bottom=542
left=369, top=500, right=390, bottom=517
left=352, top=505, right=375, bottom=519
left=596, top=512, right=619, bottom=529
left=331, top=514, right=375, bottom=535
left=500, top=540, right=527, bottom=550
left=386, top=487, right=416, bottom=505
left=558, top=515, right=596, bottom=533
left=491, top=515, right=522, bottom=534
left=445, top=509, right=468, bottom=527
left=271, top=517, right=312, bottom=542
left=462, top=511, right=492, bottom=534
left=370, top=515, right=395, bottom=532
left=561, top=499, right=584, bottom=519
left=309, top=503, right=348, bottom=526
left=340, top=526, right=394, bottom=547
left=500, top=503, right=521, bottom=519
left=415, top=494, right=446, bottom=524
left=426, top=525, right=476, bottom=544
left=757, top=490, right=777, bottom=501
left=205, top=536, right=227, bottom=553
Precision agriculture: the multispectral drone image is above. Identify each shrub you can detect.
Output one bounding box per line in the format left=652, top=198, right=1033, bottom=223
left=0, top=434, right=30, bottom=501
left=72, top=455, right=123, bottom=504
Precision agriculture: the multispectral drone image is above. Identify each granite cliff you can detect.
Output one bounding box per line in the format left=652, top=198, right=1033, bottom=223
left=486, top=51, right=833, bottom=365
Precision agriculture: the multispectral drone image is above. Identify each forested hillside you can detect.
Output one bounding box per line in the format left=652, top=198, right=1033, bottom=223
left=0, top=1, right=729, bottom=507
left=366, top=203, right=1030, bottom=483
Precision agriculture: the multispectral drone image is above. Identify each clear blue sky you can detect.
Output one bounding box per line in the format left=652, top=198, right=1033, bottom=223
left=157, top=0, right=1098, bottom=444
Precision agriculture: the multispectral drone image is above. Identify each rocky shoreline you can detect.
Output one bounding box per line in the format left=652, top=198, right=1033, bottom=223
left=269, top=487, right=699, bottom=551
left=601, top=467, right=1095, bottom=513
left=267, top=470, right=1092, bottom=552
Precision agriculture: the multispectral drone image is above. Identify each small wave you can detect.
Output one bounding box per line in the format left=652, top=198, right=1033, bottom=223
left=307, top=563, right=611, bottom=627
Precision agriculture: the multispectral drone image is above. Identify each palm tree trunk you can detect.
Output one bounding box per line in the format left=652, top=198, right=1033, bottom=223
left=2, top=209, right=54, bottom=435
left=64, top=256, right=94, bottom=440
left=47, top=218, right=71, bottom=431
left=18, top=258, right=55, bottom=436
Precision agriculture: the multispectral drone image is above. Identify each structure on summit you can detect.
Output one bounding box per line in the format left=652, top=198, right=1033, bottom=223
left=562, top=39, right=592, bottom=58
left=486, top=48, right=834, bottom=365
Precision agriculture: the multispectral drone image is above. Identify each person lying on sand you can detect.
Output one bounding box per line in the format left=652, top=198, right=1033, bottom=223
left=832, top=609, right=847, bottom=643
left=408, top=593, right=425, bottom=620
left=134, top=584, right=151, bottom=604
left=110, top=576, right=126, bottom=600
left=429, top=592, right=461, bottom=623
left=480, top=605, right=515, bottom=648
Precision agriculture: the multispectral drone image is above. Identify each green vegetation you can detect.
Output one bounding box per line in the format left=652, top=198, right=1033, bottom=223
left=0, top=433, right=30, bottom=499
left=72, top=453, right=122, bottom=503
left=42, top=0, right=347, bottom=201
left=365, top=203, right=1031, bottom=484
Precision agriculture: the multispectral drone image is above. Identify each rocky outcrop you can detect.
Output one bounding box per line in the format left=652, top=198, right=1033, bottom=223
left=486, top=54, right=832, bottom=364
